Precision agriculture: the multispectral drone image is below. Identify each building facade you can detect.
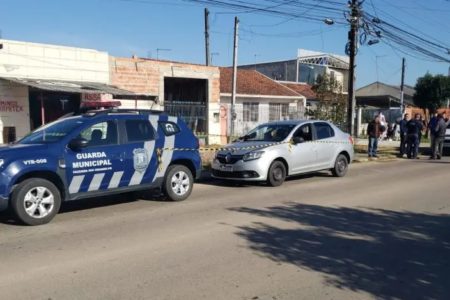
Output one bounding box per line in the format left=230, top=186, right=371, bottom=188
left=0, top=39, right=223, bottom=144
left=0, top=39, right=128, bottom=143
left=219, top=68, right=306, bottom=143
left=110, top=56, right=221, bottom=144
left=240, top=49, right=350, bottom=93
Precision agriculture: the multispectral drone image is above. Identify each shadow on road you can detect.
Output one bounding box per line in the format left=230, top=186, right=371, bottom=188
left=230, top=203, right=450, bottom=300
left=0, top=190, right=166, bottom=225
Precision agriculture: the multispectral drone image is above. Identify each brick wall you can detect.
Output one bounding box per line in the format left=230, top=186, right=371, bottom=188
left=110, top=57, right=222, bottom=141
left=110, top=57, right=220, bottom=103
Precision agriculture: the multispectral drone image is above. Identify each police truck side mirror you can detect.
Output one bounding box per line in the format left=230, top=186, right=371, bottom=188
left=68, top=138, right=89, bottom=150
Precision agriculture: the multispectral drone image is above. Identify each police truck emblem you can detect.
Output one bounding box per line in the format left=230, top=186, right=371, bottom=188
left=133, top=148, right=149, bottom=173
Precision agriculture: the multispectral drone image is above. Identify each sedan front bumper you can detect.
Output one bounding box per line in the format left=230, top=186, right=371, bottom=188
left=211, top=158, right=270, bottom=181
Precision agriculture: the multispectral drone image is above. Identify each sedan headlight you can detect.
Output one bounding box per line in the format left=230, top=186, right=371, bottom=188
left=243, top=151, right=264, bottom=161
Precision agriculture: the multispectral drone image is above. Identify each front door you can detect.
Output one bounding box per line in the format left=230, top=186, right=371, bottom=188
left=65, top=120, right=126, bottom=195
left=289, top=123, right=318, bottom=174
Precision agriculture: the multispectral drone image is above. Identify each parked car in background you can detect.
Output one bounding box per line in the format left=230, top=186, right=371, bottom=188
left=212, top=120, right=354, bottom=186
left=444, top=122, right=450, bottom=152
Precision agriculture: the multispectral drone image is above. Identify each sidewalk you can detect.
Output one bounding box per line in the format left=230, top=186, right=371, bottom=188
left=353, top=139, right=433, bottom=163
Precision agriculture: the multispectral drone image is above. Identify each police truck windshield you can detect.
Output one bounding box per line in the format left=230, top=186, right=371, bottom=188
left=18, top=118, right=85, bottom=144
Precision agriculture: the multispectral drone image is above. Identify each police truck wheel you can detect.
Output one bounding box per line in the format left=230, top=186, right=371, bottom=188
left=267, top=161, right=286, bottom=187
left=163, top=165, right=193, bottom=201
left=332, top=154, right=348, bottom=177
left=11, top=178, right=61, bottom=226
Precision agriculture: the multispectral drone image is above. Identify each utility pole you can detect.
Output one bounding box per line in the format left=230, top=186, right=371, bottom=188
left=230, top=16, right=239, bottom=139
left=346, top=0, right=360, bottom=136
left=204, top=8, right=211, bottom=66
left=400, top=57, right=406, bottom=114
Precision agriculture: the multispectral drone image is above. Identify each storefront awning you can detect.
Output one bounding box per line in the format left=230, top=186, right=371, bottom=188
left=3, top=77, right=140, bottom=97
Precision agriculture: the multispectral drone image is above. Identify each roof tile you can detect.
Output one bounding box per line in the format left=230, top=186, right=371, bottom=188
left=220, top=67, right=301, bottom=97
left=281, top=82, right=317, bottom=99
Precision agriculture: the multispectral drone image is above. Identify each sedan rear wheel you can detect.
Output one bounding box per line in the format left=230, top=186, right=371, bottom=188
left=267, top=161, right=286, bottom=187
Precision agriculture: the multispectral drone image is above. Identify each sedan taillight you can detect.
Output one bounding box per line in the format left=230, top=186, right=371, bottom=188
left=348, top=136, right=354, bottom=145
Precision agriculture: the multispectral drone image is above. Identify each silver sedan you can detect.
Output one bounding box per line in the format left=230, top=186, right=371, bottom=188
left=211, top=120, right=354, bottom=186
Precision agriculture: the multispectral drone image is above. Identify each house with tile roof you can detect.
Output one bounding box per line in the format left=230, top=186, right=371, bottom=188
left=219, top=67, right=306, bottom=141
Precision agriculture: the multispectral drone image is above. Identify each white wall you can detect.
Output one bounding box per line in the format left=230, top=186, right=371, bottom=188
left=0, top=79, right=30, bottom=143
left=0, top=39, right=109, bottom=83
left=207, top=102, right=221, bottom=145
left=220, top=95, right=305, bottom=136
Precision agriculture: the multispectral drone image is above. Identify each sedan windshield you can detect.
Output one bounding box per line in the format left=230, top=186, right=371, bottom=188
left=18, top=117, right=86, bottom=144
left=240, top=124, right=296, bottom=142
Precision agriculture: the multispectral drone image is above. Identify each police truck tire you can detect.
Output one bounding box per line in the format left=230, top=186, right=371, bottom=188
left=267, top=161, right=286, bottom=187
left=11, top=178, right=61, bottom=226
left=163, top=165, right=193, bottom=202
left=332, top=154, right=348, bottom=177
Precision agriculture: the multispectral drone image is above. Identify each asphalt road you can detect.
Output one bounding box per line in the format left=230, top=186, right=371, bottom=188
left=1, top=158, right=449, bottom=300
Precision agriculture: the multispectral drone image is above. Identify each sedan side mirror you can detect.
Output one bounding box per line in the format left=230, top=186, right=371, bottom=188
left=68, top=138, right=88, bottom=150
left=292, top=136, right=305, bottom=144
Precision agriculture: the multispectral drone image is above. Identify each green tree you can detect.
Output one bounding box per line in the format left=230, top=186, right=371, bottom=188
left=311, top=73, right=347, bottom=127
left=413, top=73, right=450, bottom=112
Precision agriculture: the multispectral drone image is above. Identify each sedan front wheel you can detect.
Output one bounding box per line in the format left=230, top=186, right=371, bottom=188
left=267, top=161, right=286, bottom=187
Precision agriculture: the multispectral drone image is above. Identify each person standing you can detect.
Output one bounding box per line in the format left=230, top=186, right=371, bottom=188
left=432, top=112, right=450, bottom=159
left=428, top=112, right=438, bottom=157
left=406, top=113, right=423, bottom=159
left=367, top=115, right=384, bottom=158
left=398, top=113, right=409, bottom=157
left=418, top=114, right=426, bottom=144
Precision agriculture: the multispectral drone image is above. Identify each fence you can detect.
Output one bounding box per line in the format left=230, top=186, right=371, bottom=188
left=224, top=103, right=306, bottom=137
left=164, top=101, right=208, bottom=134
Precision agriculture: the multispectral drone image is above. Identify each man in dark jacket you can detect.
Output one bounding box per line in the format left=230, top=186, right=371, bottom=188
left=432, top=112, right=450, bottom=159
left=398, top=113, right=409, bottom=157
left=367, top=115, right=384, bottom=158
left=406, top=113, right=423, bottom=159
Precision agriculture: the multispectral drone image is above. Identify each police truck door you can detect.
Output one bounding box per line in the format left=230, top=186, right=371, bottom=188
left=65, top=120, right=125, bottom=195
left=121, top=118, right=158, bottom=187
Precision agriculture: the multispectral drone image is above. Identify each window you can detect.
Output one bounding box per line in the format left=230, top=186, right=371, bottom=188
left=314, top=122, right=335, bottom=140
left=293, top=124, right=313, bottom=141
left=242, top=123, right=296, bottom=142
left=159, top=121, right=180, bottom=136
left=79, top=121, right=118, bottom=147
left=243, top=102, right=259, bottom=122
left=125, top=120, right=155, bottom=142
left=269, top=103, right=289, bottom=121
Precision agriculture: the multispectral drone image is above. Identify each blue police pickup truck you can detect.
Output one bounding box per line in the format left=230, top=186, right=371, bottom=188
left=0, top=109, right=202, bottom=225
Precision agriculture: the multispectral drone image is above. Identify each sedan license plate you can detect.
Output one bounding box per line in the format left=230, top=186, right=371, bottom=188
left=220, top=164, right=233, bottom=172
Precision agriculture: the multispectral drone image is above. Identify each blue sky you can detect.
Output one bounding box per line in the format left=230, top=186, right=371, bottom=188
left=0, top=0, right=449, bottom=88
